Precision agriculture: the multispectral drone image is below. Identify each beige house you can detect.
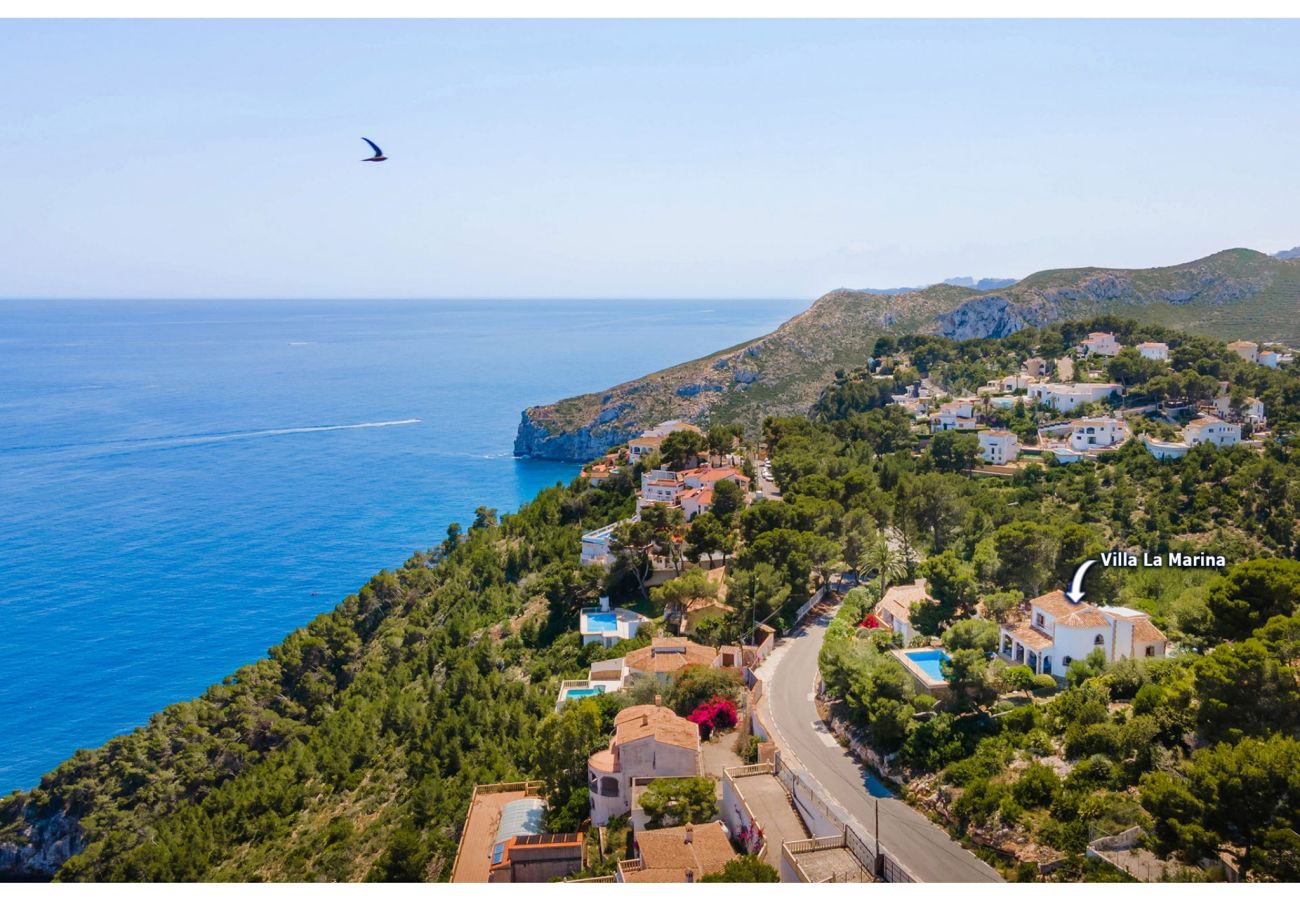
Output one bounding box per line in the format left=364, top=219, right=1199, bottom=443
left=875, top=579, right=935, bottom=644
left=617, top=822, right=737, bottom=883
left=1226, top=340, right=1259, bottom=363
left=1136, top=341, right=1169, bottom=361
left=588, top=703, right=702, bottom=825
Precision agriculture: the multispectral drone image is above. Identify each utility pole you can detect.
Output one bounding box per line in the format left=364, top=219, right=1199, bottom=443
left=874, top=797, right=883, bottom=879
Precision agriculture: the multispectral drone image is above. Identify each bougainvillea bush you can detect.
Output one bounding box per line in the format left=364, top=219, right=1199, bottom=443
left=687, top=695, right=738, bottom=739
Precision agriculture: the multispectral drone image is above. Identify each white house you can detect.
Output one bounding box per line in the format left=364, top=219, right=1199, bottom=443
left=978, top=430, right=1019, bottom=464
left=998, top=591, right=1168, bottom=677
left=1142, top=433, right=1190, bottom=460
left=1226, top=340, right=1259, bottom=363
left=588, top=703, right=701, bottom=825
left=980, top=374, right=1033, bottom=395
left=1027, top=382, right=1122, bottom=413
left=1204, top=395, right=1266, bottom=427
left=1137, top=341, right=1169, bottom=361
left=875, top=579, right=935, bottom=645
left=580, top=600, right=651, bottom=648
left=1258, top=349, right=1293, bottom=368
left=1183, top=416, right=1241, bottom=448
left=581, top=517, right=637, bottom=566
left=1022, top=357, right=1050, bottom=377
left=1067, top=416, right=1129, bottom=452
left=1078, top=331, right=1121, bottom=357
left=931, top=398, right=978, bottom=431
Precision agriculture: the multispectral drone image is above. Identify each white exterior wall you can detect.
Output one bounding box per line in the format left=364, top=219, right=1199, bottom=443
left=978, top=432, right=1018, bottom=464
left=1068, top=419, right=1126, bottom=451
left=1185, top=421, right=1241, bottom=447
left=1138, top=343, right=1169, bottom=361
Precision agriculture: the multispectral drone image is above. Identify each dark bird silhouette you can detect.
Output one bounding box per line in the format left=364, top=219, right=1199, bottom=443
left=361, top=137, right=387, bottom=162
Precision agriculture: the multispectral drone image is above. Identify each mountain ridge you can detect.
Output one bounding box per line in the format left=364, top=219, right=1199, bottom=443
left=515, top=247, right=1300, bottom=460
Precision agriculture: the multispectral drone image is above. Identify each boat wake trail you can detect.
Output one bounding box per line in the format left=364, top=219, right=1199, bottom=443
left=4, top=419, right=422, bottom=456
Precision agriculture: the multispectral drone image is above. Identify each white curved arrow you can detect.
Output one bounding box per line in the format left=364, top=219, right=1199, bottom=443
left=1066, top=559, right=1097, bottom=604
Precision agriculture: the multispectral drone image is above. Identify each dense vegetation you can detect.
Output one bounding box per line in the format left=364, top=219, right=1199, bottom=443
left=3, top=316, right=1296, bottom=882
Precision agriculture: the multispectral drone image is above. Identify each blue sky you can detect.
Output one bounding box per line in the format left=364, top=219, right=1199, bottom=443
left=2, top=19, right=1298, bottom=299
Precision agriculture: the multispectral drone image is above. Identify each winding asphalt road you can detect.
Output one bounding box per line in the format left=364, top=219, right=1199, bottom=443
left=761, top=607, right=1003, bottom=883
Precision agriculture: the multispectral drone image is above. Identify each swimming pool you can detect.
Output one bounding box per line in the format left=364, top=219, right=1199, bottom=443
left=563, top=686, right=606, bottom=700
left=903, top=649, right=951, bottom=682
left=586, top=612, right=620, bottom=633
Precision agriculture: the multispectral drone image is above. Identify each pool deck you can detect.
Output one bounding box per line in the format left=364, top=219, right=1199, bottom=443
left=890, top=648, right=950, bottom=696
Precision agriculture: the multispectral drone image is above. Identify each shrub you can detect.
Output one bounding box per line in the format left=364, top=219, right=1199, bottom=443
left=687, top=696, right=738, bottom=739
left=739, top=735, right=765, bottom=765
left=1012, top=762, right=1062, bottom=808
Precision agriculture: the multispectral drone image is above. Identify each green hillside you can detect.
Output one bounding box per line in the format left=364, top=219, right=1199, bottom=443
left=516, top=249, right=1300, bottom=460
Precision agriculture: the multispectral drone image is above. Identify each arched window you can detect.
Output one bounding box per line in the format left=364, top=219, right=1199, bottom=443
left=1093, top=634, right=1105, bottom=646
left=600, top=776, right=620, bottom=797
left=1063, top=656, right=1072, bottom=666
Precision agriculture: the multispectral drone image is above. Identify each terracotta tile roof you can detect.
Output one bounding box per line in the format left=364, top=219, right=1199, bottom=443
left=1003, top=619, right=1054, bottom=652
left=1132, top=618, right=1168, bottom=643
left=876, top=579, right=932, bottom=624
left=693, top=467, right=749, bottom=485
left=624, top=637, right=718, bottom=676
left=1030, top=590, right=1078, bottom=618
left=610, top=704, right=700, bottom=752
left=1058, top=608, right=1109, bottom=628
left=589, top=748, right=618, bottom=773
left=625, top=822, right=736, bottom=882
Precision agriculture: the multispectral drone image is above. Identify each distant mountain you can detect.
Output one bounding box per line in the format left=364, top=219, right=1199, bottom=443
left=943, top=276, right=1019, bottom=291
left=859, top=276, right=1018, bottom=295
left=1276, top=246, right=1300, bottom=260
left=515, top=248, right=1300, bottom=460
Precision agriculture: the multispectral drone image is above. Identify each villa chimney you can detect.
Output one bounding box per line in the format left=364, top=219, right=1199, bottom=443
left=684, top=825, right=694, bottom=844
left=642, top=714, right=649, bottom=727
left=654, top=694, right=662, bottom=707
left=685, top=870, right=694, bottom=883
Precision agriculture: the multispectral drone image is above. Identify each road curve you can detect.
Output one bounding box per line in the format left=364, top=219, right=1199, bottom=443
left=760, top=606, right=1003, bottom=883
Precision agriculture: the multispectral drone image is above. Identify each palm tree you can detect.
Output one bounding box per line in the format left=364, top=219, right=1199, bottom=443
left=858, top=536, right=907, bottom=602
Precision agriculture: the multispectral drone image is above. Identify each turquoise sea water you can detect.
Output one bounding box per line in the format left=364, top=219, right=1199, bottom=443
left=0, top=298, right=803, bottom=792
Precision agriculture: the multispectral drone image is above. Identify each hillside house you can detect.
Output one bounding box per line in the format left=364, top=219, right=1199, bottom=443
left=588, top=703, right=702, bottom=825
left=1137, top=341, right=1169, bottom=361
left=978, top=430, right=1019, bottom=464
left=931, top=398, right=978, bottom=431
left=1183, top=416, right=1241, bottom=448
left=616, top=822, right=737, bottom=883
left=1066, top=416, right=1129, bottom=452
left=874, top=579, right=936, bottom=645
left=1078, top=331, right=1121, bottom=357
left=627, top=421, right=704, bottom=463
left=1226, top=340, right=1259, bottom=363
left=451, top=783, right=585, bottom=884
left=1027, top=382, right=1121, bottom=413
left=998, top=591, right=1168, bottom=677
left=637, top=465, right=750, bottom=518
left=624, top=637, right=725, bottom=680
left=1022, top=357, right=1050, bottom=377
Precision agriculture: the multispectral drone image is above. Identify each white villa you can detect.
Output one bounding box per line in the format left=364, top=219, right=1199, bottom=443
left=874, top=579, right=935, bottom=645
left=999, top=590, right=1169, bottom=677
left=555, top=657, right=631, bottom=711
left=978, top=430, right=1019, bottom=464
left=1259, top=348, right=1294, bottom=368
left=588, top=702, right=701, bottom=825
left=1078, top=331, right=1121, bottom=357
left=1184, top=416, right=1241, bottom=447
left=980, top=374, right=1033, bottom=395
left=1066, top=416, right=1129, bottom=452
left=1137, top=341, right=1169, bottom=361
left=1027, top=382, right=1122, bottom=413
left=931, top=398, right=978, bottom=431
left=581, top=516, right=638, bottom=566
left=1203, top=395, right=1266, bottom=428
left=1142, top=414, right=1243, bottom=460
left=580, top=598, right=651, bottom=648
left=1022, top=357, right=1050, bottom=377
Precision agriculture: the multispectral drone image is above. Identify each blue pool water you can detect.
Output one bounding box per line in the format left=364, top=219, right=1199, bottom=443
left=905, top=649, right=952, bottom=681
left=563, top=686, right=606, bottom=700
left=0, top=297, right=804, bottom=792
left=585, top=612, right=620, bottom=633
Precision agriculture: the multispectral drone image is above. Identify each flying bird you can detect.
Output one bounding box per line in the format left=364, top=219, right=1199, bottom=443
left=361, top=137, right=387, bottom=162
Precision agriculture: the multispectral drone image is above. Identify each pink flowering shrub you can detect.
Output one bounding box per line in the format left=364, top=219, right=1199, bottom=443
left=687, top=695, right=739, bottom=738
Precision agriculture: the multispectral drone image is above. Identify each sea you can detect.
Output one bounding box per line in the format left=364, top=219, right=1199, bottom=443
left=0, top=298, right=804, bottom=793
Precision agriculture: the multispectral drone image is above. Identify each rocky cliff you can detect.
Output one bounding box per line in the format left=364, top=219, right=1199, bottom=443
left=515, top=248, right=1300, bottom=461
